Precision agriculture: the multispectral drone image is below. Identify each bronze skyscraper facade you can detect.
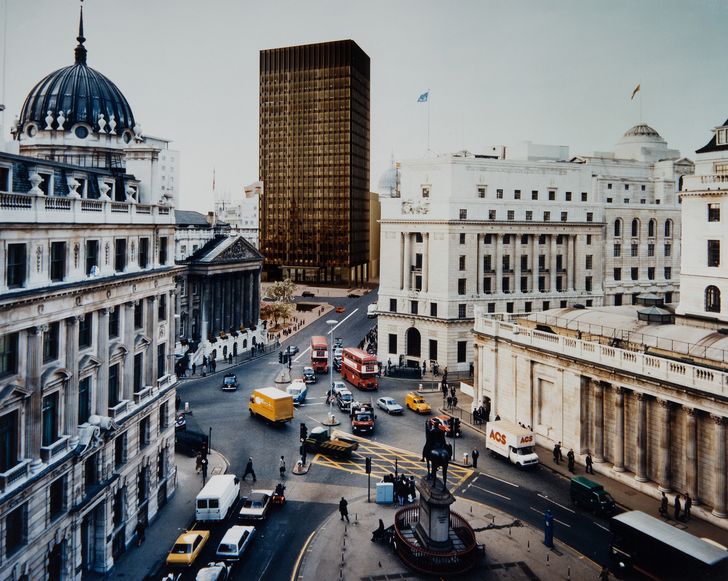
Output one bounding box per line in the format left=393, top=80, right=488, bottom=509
left=259, top=40, right=370, bottom=284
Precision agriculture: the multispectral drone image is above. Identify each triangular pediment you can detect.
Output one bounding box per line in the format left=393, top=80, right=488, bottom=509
left=41, top=366, right=72, bottom=388
left=0, top=383, right=31, bottom=406
left=214, top=237, right=261, bottom=262
left=79, top=354, right=101, bottom=372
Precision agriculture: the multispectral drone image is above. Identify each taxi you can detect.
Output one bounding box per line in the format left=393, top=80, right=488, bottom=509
left=166, top=530, right=210, bottom=567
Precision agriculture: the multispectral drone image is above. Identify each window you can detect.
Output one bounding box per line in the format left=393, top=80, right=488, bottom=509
left=648, top=267, right=655, bottom=280
left=487, top=303, right=495, bottom=313
left=648, top=219, right=656, bottom=238
left=631, top=219, right=639, bottom=237
left=503, top=234, right=511, bottom=245
left=134, top=301, right=144, bottom=328
left=625, top=184, right=630, bottom=190
left=538, top=255, right=546, bottom=271
left=86, top=240, right=99, bottom=275
left=488, top=210, right=496, bottom=220
left=5, top=504, right=26, bottom=555
left=525, top=301, right=532, bottom=312
left=521, top=234, right=529, bottom=245
left=581, top=192, right=588, bottom=202
left=664, top=243, right=672, bottom=257
left=483, top=277, right=492, bottom=293
left=502, top=277, right=510, bottom=293
left=458, top=279, right=466, bottom=295
left=43, top=321, right=60, bottom=363
left=484, top=234, right=492, bottom=244
left=708, top=240, right=721, bottom=267
left=7, top=244, right=27, bottom=288
left=613, top=268, right=621, bottom=281
left=496, top=189, right=503, bottom=199
left=457, top=341, right=467, bottom=363
left=79, top=314, right=93, bottom=349
left=134, top=353, right=143, bottom=392
left=458, top=304, right=466, bottom=318
left=422, top=186, right=430, bottom=198
left=109, top=363, right=120, bottom=408
left=410, top=301, right=418, bottom=315
left=429, top=339, right=438, bottom=361
left=555, top=255, right=563, bottom=271
left=159, top=237, right=168, bottom=265
left=459, top=256, right=466, bottom=270
left=632, top=293, right=639, bottom=305
left=525, top=211, right=533, bottom=221
left=664, top=267, right=672, bottom=280
left=565, top=191, right=572, bottom=201
left=0, top=411, right=19, bottom=471
left=459, top=209, right=467, bottom=220
left=85, top=453, right=98, bottom=487
left=388, top=334, right=397, bottom=354
left=664, top=219, right=673, bottom=237
left=49, top=476, right=65, bottom=520
left=614, top=219, right=622, bottom=237
left=543, top=301, right=549, bottom=310
left=140, top=416, right=151, bottom=448
left=78, top=377, right=91, bottom=424
left=641, top=185, right=646, bottom=191
left=708, top=204, right=721, bottom=222
left=531, top=190, right=538, bottom=200
left=389, top=299, right=397, bottom=313
left=521, top=254, right=528, bottom=271
left=430, top=303, right=437, bottom=317
left=624, top=198, right=630, bottom=204
left=586, top=235, right=592, bottom=245
left=158, top=294, right=167, bottom=319
left=414, top=275, right=422, bottom=291
left=607, top=183, right=612, bottom=190
left=158, top=343, right=166, bottom=379
left=586, top=212, right=594, bottom=222
left=507, top=210, right=515, bottom=221
left=484, top=255, right=492, bottom=271
left=139, top=237, right=149, bottom=268
left=459, top=233, right=465, bottom=245
left=549, top=190, right=556, bottom=201
left=50, top=241, right=66, bottom=282
left=706, top=286, right=721, bottom=313
left=0, top=166, right=9, bottom=191
left=585, top=255, right=593, bottom=270
left=115, top=239, right=127, bottom=272
left=506, top=302, right=514, bottom=313
left=514, top=189, right=521, bottom=199
left=109, top=308, right=119, bottom=338
left=614, top=294, right=623, bottom=306
left=585, top=277, right=592, bottom=292
left=138, top=466, right=149, bottom=503
left=607, top=197, right=613, bottom=203
left=538, top=276, right=546, bottom=292
left=556, top=235, right=564, bottom=245
left=520, top=276, right=528, bottom=292
left=543, top=211, right=550, bottom=221
left=477, top=186, right=486, bottom=198
left=665, top=292, right=673, bottom=303
left=561, top=211, right=568, bottom=222
left=539, top=234, right=546, bottom=245
left=42, top=391, right=59, bottom=446
left=502, top=255, right=510, bottom=271
left=415, top=233, right=423, bottom=243
left=631, top=267, right=638, bottom=280
left=556, top=276, right=563, bottom=292
left=631, top=243, right=638, bottom=257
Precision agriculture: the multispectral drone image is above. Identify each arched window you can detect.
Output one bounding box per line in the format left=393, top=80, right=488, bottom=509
left=631, top=219, right=640, bottom=237
left=613, top=219, right=622, bottom=237
left=706, top=286, right=721, bottom=313
left=648, top=219, right=656, bottom=238
left=664, top=219, right=673, bottom=238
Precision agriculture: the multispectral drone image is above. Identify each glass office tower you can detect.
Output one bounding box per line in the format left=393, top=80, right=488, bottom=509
left=259, top=40, right=370, bottom=285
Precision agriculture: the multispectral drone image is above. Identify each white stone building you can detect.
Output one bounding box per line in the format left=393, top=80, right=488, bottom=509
left=0, top=12, right=180, bottom=578
left=214, top=181, right=262, bottom=248
left=377, top=126, right=691, bottom=371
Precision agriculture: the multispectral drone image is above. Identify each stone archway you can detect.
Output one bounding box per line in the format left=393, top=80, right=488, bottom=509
left=406, top=327, right=421, bottom=361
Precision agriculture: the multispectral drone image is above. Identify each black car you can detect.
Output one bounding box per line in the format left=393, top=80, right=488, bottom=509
left=175, top=429, right=208, bottom=457
left=333, top=358, right=342, bottom=372
left=221, top=373, right=238, bottom=391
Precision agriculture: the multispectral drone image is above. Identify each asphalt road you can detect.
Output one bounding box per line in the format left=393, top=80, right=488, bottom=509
left=165, top=290, right=614, bottom=578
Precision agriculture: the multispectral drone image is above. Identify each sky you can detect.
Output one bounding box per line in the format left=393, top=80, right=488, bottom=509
left=2, top=0, right=728, bottom=213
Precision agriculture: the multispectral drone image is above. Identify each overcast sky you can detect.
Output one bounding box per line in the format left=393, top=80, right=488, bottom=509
left=2, top=0, right=727, bottom=212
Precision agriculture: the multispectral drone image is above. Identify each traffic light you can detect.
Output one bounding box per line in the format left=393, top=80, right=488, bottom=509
left=300, top=423, right=308, bottom=441
left=279, top=351, right=283, bottom=363
left=452, top=417, right=461, bottom=436
left=365, top=456, right=372, bottom=474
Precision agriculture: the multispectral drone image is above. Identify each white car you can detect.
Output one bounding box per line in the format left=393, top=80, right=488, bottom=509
left=216, top=525, right=255, bottom=561
left=196, top=561, right=230, bottom=581
left=377, top=397, right=403, bottom=415
left=238, top=490, right=273, bottom=521
left=332, top=381, right=348, bottom=396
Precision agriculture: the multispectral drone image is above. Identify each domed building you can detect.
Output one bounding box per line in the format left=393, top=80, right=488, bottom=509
left=614, top=123, right=680, bottom=163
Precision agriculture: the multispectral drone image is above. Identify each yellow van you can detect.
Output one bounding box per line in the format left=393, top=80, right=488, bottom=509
left=406, top=392, right=431, bottom=414
left=249, top=387, right=294, bottom=423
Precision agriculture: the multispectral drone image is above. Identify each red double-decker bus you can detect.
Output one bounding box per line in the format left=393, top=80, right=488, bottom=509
left=310, top=336, right=328, bottom=373
left=340, top=347, right=378, bottom=390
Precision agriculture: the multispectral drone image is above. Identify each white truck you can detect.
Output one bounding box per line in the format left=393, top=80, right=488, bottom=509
left=485, top=420, right=539, bottom=467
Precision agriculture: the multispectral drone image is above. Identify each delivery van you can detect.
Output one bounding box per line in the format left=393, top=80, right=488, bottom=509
left=485, top=420, right=539, bottom=467
left=570, top=476, right=615, bottom=515
left=249, top=387, right=294, bottom=423
left=196, top=474, right=240, bottom=522
left=405, top=392, right=431, bottom=414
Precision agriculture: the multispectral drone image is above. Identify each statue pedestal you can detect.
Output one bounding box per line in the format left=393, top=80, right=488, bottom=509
left=414, top=476, right=455, bottom=549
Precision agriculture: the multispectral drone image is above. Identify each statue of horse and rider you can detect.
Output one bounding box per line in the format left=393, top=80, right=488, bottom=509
left=422, top=420, right=453, bottom=489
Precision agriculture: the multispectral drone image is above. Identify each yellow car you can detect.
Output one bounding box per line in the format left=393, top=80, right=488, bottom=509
left=166, top=530, right=210, bottom=567
left=406, top=392, right=432, bottom=414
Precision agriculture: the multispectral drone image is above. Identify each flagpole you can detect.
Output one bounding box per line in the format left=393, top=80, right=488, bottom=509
left=427, top=88, right=431, bottom=152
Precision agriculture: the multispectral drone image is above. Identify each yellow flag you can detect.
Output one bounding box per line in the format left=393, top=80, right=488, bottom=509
left=630, top=84, right=641, bottom=100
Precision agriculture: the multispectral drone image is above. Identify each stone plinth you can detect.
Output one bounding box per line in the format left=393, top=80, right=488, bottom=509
left=415, top=476, right=455, bottom=549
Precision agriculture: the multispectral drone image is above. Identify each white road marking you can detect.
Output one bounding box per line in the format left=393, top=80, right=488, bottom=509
left=593, top=521, right=609, bottom=531
left=478, top=472, right=519, bottom=488
left=294, top=347, right=310, bottom=363
left=530, top=507, right=572, bottom=528
left=470, top=484, right=511, bottom=501
left=327, top=309, right=359, bottom=333
left=537, top=493, right=576, bottom=514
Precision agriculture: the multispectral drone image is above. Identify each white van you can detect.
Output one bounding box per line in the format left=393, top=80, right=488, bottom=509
left=216, top=525, right=255, bottom=560
left=195, top=475, right=239, bottom=522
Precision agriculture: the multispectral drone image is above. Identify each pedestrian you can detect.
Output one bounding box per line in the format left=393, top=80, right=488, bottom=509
left=339, top=497, right=350, bottom=522
left=471, top=448, right=480, bottom=469
left=450, top=385, right=456, bottom=399
left=195, top=452, right=203, bottom=473
left=192, top=362, right=196, bottom=375
left=175, top=395, right=181, bottom=411
left=599, top=565, right=610, bottom=581
left=684, top=493, right=692, bottom=521
left=211, top=359, right=216, bottom=373
left=446, top=395, right=453, bottom=410
left=674, top=493, right=681, bottom=521
left=557, top=442, right=563, bottom=463
left=279, top=455, right=286, bottom=479
left=135, top=518, right=146, bottom=546
left=441, top=382, right=448, bottom=399
left=659, top=492, right=668, bottom=517
left=469, top=362, right=473, bottom=377
left=567, top=448, right=575, bottom=473
left=242, top=457, right=257, bottom=482
left=452, top=395, right=458, bottom=409
left=553, top=443, right=560, bottom=465
left=585, top=452, right=594, bottom=474
left=201, top=456, right=208, bottom=485
left=422, top=361, right=426, bottom=375
left=203, top=355, right=208, bottom=367
left=228, top=353, right=233, bottom=365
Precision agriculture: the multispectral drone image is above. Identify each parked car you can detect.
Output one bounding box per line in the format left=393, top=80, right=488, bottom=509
left=238, top=490, right=274, bottom=521
left=221, top=373, right=238, bottom=391
left=302, top=366, right=317, bottom=383
left=332, top=381, right=348, bottom=396
left=216, top=525, right=255, bottom=561
left=196, top=561, right=230, bottom=581
left=166, top=530, right=210, bottom=567
left=377, top=397, right=403, bottom=415
left=337, top=389, right=353, bottom=412
left=175, top=429, right=208, bottom=457
left=286, top=379, right=308, bottom=406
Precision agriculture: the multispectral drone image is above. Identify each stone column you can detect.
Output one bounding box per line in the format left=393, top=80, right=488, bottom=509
left=200, top=280, right=209, bottom=342
left=147, top=296, right=158, bottom=386
left=96, top=309, right=110, bottom=415
left=403, top=233, right=411, bottom=291
left=613, top=387, right=625, bottom=472
left=657, top=399, right=672, bottom=492
left=475, top=234, right=481, bottom=294
left=515, top=235, right=522, bottom=294
left=494, top=235, right=502, bottom=294
left=247, top=272, right=255, bottom=328
left=567, top=235, right=575, bottom=291
left=635, top=393, right=648, bottom=482
left=549, top=235, right=557, bottom=292
left=712, top=416, right=727, bottom=518
left=399, top=233, right=405, bottom=290
left=685, top=407, right=698, bottom=503
left=593, top=381, right=604, bottom=462
left=26, top=326, right=44, bottom=470
left=123, top=303, right=135, bottom=399
left=424, top=233, right=430, bottom=293
left=530, top=235, right=537, bottom=293
left=167, top=290, right=175, bottom=376
left=65, top=317, right=80, bottom=441
left=573, top=234, right=583, bottom=291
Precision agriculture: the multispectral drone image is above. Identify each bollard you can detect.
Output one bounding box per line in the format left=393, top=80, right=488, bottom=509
left=567, top=566, right=571, bottom=580
left=527, top=540, right=530, bottom=552
left=546, top=554, right=550, bottom=566
left=509, top=527, right=511, bottom=536
left=184, top=401, right=190, bottom=412
left=463, top=453, right=469, bottom=465
left=470, top=505, right=473, bottom=513
left=418, top=383, right=423, bottom=392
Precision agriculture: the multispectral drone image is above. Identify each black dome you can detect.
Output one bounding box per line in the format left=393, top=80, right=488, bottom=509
left=18, top=8, right=135, bottom=135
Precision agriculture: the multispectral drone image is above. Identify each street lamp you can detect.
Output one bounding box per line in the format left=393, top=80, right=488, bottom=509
left=326, top=319, right=338, bottom=434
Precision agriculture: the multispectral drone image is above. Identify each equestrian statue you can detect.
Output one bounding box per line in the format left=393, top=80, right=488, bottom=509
left=422, top=420, right=453, bottom=489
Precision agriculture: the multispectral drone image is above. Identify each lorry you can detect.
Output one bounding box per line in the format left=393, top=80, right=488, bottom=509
left=249, top=387, right=294, bottom=423
left=570, top=476, right=615, bottom=515
left=303, top=427, right=359, bottom=459
left=484, top=420, right=539, bottom=467
left=367, top=303, right=377, bottom=318
left=350, top=402, right=376, bottom=435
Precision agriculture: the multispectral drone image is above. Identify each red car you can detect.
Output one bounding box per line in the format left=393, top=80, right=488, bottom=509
left=428, top=415, right=462, bottom=438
